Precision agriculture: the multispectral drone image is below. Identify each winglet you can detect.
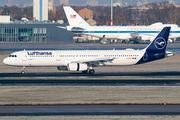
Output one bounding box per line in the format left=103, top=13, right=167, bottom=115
left=63, top=6, right=90, bottom=27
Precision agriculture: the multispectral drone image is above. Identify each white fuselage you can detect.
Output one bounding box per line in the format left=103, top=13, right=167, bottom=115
left=64, top=6, right=179, bottom=42
left=3, top=50, right=145, bottom=67
left=70, top=24, right=180, bottom=41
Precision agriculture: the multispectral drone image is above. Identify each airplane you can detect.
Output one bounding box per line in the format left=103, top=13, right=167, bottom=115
left=62, top=6, right=180, bottom=43
left=3, top=27, right=173, bottom=74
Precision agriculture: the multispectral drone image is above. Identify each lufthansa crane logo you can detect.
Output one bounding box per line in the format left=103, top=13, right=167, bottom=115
left=154, top=37, right=166, bottom=49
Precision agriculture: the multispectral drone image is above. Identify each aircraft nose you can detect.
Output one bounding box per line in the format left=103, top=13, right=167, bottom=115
left=3, top=58, right=9, bottom=65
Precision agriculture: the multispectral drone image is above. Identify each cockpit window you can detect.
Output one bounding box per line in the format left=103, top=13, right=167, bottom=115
left=9, top=55, right=17, bottom=57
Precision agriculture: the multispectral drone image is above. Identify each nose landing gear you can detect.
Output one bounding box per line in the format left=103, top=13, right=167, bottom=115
left=21, top=66, right=25, bottom=74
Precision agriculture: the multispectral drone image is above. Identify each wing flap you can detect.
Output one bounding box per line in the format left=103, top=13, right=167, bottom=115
left=72, top=57, right=115, bottom=66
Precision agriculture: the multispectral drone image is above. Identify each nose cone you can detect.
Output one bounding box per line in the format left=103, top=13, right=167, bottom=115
left=3, top=58, right=10, bottom=65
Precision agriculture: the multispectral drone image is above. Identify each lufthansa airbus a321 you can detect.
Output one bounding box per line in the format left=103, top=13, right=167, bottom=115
left=3, top=27, right=173, bottom=74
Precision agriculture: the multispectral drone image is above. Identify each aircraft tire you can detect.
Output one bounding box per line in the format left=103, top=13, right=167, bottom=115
left=122, top=40, right=125, bottom=43
left=82, top=70, right=88, bottom=74
left=21, top=71, right=25, bottom=74
left=89, top=69, right=95, bottom=74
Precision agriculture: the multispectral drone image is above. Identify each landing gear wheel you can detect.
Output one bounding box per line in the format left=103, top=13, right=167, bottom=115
left=89, top=69, right=95, bottom=74
left=82, top=70, right=88, bottom=74
left=21, top=66, right=25, bottom=74
left=122, top=40, right=125, bottom=43
left=21, top=70, right=25, bottom=74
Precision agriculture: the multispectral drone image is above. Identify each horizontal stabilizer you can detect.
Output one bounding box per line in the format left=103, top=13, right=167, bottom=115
left=71, top=27, right=86, bottom=31
left=56, top=26, right=67, bottom=29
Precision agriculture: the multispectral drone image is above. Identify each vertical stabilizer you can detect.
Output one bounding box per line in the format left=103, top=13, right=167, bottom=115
left=137, top=27, right=171, bottom=64
left=145, top=27, right=170, bottom=52
left=63, top=6, right=90, bottom=27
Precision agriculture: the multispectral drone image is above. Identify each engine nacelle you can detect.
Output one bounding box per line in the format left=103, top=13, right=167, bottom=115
left=68, top=63, right=88, bottom=71
left=168, top=39, right=173, bottom=43
left=139, top=35, right=155, bottom=42
left=66, top=26, right=73, bottom=31
left=140, top=35, right=151, bottom=40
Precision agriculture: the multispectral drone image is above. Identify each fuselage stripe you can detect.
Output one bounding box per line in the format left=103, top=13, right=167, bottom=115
left=73, top=31, right=180, bottom=34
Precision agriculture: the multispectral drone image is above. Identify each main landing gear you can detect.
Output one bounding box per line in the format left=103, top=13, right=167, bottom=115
left=82, top=69, right=95, bottom=74
left=21, top=66, right=25, bottom=74
left=89, top=69, right=95, bottom=74
left=82, top=70, right=88, bottom=74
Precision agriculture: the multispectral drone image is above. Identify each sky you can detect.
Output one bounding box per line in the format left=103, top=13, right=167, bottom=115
left=0, top=0, right=180, bottom=6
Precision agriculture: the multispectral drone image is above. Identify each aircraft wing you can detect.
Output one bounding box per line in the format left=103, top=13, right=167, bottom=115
left=135, top=33, right=156, bottom=41
left=72, top=57, right=115, bottom=67
left=130, top=33, right=155, bottom=38
left=139, top=33, right=155, bottom=36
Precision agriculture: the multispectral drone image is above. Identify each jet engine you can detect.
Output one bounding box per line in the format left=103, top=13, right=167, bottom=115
left=139, top=35, right=150, bottom=40
left=139, top=35, right=155, bottom=42
left=168, top=39, right=173, bottom=43
left=68, top=63, right=88, bottom=71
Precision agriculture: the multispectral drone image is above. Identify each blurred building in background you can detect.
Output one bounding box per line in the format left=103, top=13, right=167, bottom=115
left=0, top=21, right=73, bottom=43
left=87, top=0, right=98, bottom=6
left=75, top=8, right=93, bottom=19
left=48, top=0, right=53, bottom=11
left=33, top=0, right=48, bottom=21
left=60, top=0, right=69, bottom=5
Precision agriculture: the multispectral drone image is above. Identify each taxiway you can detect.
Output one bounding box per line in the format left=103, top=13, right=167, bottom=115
left=0, top=105, right=180, bottom=116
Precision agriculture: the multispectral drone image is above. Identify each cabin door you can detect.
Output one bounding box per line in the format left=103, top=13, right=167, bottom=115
left=22, top=51, right=27, bottom=61
left=56, top=53, right=61, bottom=61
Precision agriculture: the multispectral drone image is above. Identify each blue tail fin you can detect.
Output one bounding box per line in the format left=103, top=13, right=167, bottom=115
left=145, top=27, right=171, bottom=52
left=137, top=27, right=171, bottom=64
